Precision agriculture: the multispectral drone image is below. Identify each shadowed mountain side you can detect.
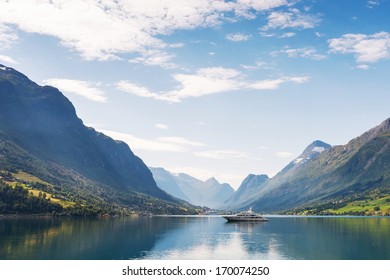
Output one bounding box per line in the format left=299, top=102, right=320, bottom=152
left=0, top=64, right=197, bottom=214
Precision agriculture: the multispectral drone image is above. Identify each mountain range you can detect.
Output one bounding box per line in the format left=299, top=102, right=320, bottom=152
left=0, top=64, right=198, bottom=215
left=227, top=120, right=390, bottom=214
left=150, top=167, right=234, bottom=209
left=1, top=64, right=389, bottom=216
left=151, top=123, right=389, bottom=216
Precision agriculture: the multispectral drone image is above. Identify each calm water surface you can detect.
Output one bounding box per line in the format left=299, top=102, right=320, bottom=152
left=0, top=216, right=389, bottom=260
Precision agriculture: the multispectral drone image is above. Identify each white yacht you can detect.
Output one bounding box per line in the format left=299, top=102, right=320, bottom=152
left=222, top=207, right=268, bottom=222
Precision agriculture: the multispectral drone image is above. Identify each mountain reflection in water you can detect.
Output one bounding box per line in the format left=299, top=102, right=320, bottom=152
left=0, top=216, right=389, bottom=260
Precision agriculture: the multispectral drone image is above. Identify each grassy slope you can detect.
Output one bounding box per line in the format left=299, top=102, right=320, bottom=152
left=1, top=169, right=201, bottom=215
left=328, top=195, right=390, bottom=215
left=282, top=186, right=390, bottom=216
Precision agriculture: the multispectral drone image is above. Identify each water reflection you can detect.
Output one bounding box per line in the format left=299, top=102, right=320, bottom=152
left=0, top=216, right=389, bottom=260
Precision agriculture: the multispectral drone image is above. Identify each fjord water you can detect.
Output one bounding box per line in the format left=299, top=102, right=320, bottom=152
left=0, top=216, right=389, bottom=260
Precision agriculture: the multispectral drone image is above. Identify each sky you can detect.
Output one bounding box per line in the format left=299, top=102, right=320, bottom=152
left=0, top=0, right=389, bottom=189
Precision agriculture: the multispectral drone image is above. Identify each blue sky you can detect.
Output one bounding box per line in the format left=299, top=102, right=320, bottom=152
left=0, top=0, right=389, bottom=188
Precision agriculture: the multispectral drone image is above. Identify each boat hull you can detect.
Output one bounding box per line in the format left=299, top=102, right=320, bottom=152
left=222, top=216, right=268, bottom=222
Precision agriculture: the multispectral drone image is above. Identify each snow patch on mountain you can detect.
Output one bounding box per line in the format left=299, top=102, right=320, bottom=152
left=294, top=157, right=304, bottom=164
left=312, top=146, right=325, bottom=153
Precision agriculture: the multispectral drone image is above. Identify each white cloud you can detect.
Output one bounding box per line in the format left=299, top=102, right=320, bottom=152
left=235, top=0, right=288, bottom=19
left=158, top=137, right=206, bottom=147
left=193, top=149, right=248, bottom=160
left=225, top=32, right=251, bottom=42
left=355, top=64, right=370, bottom=70
left=193, top=149, right=262, bottom=162
left=0, top=55, right=19, bottom=65
left=328, top=32, right=390, bottom=64
left=117, top=67, right=309, bottom=103
left=0, top=23, right=17, bottom=49
left=99, top=130, right=206, bottom=152
left=271, top=47, right=327, bottom=60
left=241, top=61, right=273, bottom=70
left=247, top=79, right=286, bottom=90
left=259, top=32, right=276, bottom=38
left=367, top=0, right=380, bottom=8
left=262, top=8, right=321, bottom=30
left=276, top=152, right=293, bottom=158
left=247, top=76, right=310, bottom=90
left=0, top=0, right=289, bottom=61
left=279, top=32, right=296, bottom=38
left=116, top=81, right=177, bottom=102
left=43, top=78, right=107, bottom=103
left=129, top=49, right=176, bottom=69
left=155, top=123, right=169, bottom=130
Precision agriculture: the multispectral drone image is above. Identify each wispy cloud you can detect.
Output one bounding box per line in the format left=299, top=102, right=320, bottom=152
left=193, top=149, right=262, bottom=162
left=225, top=32, right=251, bottom=42
left=159, top=137, right=206, bottom=147
left=355, top=64, right=370, bottom=70
left=276, top=152, right=294, bottom=158
left=0, top=23, right=17, bottom=49
left=129, top=49, right=177, bottom=69
left=241, top=61, right=273, bottom=70
left=99, top=130, right=205, bottom=152
left=0, top=55, right=19, bottom=65
left=0, top=0, right=289, bottom=62
left=271, top=47, right=327, bottom=60
left=262, top=8, right=321, bottom=30
left=193, top=149, right=248, bottom=160
left=43, top=79, right=107, bottom=103
left=155, top=123, right=169, bottom=130
left=367, top=0, right=380, bottom=9
left=328, top=32, right=390, bottom=64
left=279, top=32, right=296, bottom=38
left=117, top=67, right=309, bottom=103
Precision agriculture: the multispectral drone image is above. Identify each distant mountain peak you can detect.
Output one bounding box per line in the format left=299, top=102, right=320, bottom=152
left=281, top=140, right=331, bottom=173
left=305, top=140, right=331, bottom=151
left=290, top=140, right=330, bottom=163
left=150, top=167, right=234, bottom=209
left=242, top=174, right=268, bottom=184
left=205, top=177, right=219, bottom=184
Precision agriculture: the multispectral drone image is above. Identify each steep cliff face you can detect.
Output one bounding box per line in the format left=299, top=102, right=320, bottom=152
left=0, top=64, right=172, bottom=203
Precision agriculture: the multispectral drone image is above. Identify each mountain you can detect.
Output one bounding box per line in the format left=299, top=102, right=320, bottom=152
left=224, top=140, right=331, bottom=210
left=280, top=140, right=331, bottom=174
left=231, top=119, right=390, bottom=213
left=148, top=167, right=191, bottom=202
left=150, top=167, right=234, bottom=209
left=223, top=174, right=268, bottom=209
left=0, top=64, right=196, bottom=214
